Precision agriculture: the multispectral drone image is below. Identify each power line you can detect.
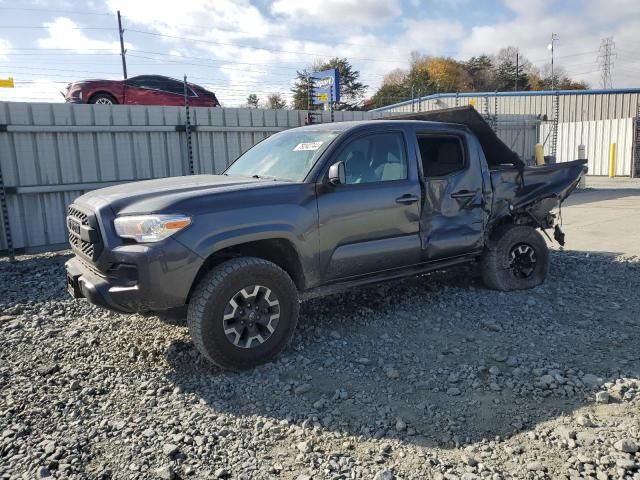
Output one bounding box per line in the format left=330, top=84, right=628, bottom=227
left=124, top=28, right=408, bottom=64
left=119, top=17, right=440, bottom=55
left=0, top=25, right=114, bottom=30
left=0, top=6, right=112, bottom=16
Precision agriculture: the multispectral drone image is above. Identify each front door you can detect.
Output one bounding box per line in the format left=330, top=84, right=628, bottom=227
left=317, top=130, right=422, bottom=281
left=415, top=130, right=488, bottom=260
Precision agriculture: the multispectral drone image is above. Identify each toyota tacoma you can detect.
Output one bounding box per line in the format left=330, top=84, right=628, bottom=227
left=65, top=106, right=587, bottom=370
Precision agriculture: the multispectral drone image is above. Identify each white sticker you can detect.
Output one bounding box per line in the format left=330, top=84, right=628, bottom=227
left=293, top=141, right=323, bottom=151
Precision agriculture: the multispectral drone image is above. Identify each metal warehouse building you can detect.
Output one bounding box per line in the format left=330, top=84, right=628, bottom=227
left=372, top=88, right=640, bottom=177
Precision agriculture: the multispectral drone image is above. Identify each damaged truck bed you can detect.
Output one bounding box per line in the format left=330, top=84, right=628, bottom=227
left=65, top=106, right=587, bottom=369
left=387, top=106, right=587, bottom=247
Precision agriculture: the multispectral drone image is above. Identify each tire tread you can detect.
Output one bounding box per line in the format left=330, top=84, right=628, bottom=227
left=187, top=257, right=299, bottom=370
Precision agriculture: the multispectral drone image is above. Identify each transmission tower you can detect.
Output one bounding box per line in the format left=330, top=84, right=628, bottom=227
left=597, top=37, right=616, bottom=89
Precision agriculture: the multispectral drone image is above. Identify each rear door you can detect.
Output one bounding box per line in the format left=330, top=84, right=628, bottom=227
left=415, top=129, right=488, bottom=260
left=316, top=129, right=422, bottom=281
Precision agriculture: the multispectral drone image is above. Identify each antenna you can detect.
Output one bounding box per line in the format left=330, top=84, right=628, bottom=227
left=547, top=33, right=559, bottom=90
left=597, top=37, right=616, bottom=89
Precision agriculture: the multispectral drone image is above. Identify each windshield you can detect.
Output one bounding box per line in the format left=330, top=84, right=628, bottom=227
left=225, top=128, right=341, bottom=181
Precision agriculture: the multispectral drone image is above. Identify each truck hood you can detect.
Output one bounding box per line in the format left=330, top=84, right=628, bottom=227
left=75, top=175, right=292, bottom=215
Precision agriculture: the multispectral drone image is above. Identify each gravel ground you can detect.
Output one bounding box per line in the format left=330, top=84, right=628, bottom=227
left=1, top=249, right=639, bottom=480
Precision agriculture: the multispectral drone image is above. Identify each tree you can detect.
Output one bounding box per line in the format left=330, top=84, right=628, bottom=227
left=424, top=56, right=471, bottom=92
left=291, top=69, right=313, bottom=110
left=492, top=47, right=531, bottom=91
left=311, top=57, right=368, bottom=110
left=464, top=55, right=495, bottom=91
left=266, top=93, right=287, bottom=109
left=405, top=52, right=434, bottom=96
left=369, top=83, right=411, bottom=109
left=246, top=94, right=259, bottom=108
left=529, top=65, right=588, bottom=91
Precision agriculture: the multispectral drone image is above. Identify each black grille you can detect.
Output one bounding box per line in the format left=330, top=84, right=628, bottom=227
left=67, top=205, right=102, bottom=261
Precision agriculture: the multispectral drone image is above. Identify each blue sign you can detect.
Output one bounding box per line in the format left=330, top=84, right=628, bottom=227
left=311, top=68, right=340, bottom=105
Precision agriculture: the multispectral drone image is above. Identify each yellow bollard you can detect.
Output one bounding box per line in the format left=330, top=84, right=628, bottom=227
left=608, top=143, right=617, bottom=178
left=535, top=144, right=545, bottom=166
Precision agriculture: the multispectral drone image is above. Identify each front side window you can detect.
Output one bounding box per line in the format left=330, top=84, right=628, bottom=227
left=417, top=134, right=465, bottom=177
left=336, top=132, right=407, bottom=185
left=225, top=128, right=341, bottom=182
left=125, top=76, right=153, bottom=88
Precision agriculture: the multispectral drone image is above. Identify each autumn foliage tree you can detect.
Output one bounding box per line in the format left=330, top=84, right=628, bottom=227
left=367, top=46, right=588, bottom=109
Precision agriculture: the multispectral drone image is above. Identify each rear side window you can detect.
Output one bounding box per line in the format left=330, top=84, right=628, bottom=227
left=417, top=134, right=465, bottom=177
left=336, top=132, right=407, bottom=184
left=159, top=79, right=186, bottom=95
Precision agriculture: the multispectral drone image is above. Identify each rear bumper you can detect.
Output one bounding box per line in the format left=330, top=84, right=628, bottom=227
left=65, top=239, right=203, bottom=313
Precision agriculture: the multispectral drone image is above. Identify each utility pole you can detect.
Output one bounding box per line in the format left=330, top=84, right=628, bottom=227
left=117, top=10, right=127, bottom=79
left=548, top=33, right=558, bottom=90
left=597, top=37, right=616, bottom=89
left=515, top=51, right=519, bottom=91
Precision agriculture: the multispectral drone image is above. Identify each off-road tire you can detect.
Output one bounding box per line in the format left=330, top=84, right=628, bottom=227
left=89, top=93, right=117, bottom=105
left=481, top=224, right=550, bottom=291
left=187, top=257, right=299, bottom=371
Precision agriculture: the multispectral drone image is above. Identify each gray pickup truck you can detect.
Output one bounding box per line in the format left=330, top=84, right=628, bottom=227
left=65, top=106, right=586, bottom=370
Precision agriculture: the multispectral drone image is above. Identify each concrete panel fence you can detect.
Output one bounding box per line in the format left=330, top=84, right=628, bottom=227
left=0, top=102, right=379, bottom=254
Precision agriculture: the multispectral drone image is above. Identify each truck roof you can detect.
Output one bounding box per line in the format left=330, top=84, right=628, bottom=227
left=301, top=106, right=523, bottom=168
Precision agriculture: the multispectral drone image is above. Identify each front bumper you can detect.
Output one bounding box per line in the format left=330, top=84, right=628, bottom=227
left=65, top=239, right=203, bottom=313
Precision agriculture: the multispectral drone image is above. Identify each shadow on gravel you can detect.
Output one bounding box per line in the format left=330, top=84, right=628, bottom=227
left=164, top=250, right=640, bottom=449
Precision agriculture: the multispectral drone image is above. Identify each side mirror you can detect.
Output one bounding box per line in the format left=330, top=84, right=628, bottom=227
left=328, top=161, right=346, bottom=185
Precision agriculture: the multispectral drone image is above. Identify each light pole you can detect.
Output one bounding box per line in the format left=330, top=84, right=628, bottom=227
left=547, top=33, right=559, bottom=90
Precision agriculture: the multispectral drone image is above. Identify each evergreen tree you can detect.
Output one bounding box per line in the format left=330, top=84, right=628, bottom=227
left=464, top=55, right=495, bottom=91
left=291, top=69, right=314, bottom=111
left=246, top=94, right=259, bottom=108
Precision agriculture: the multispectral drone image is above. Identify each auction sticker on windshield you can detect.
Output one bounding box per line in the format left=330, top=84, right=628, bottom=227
left=293, top=141, right=323, bottom=151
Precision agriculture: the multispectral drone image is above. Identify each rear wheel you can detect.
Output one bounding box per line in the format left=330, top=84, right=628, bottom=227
left=187, top=257, right=299, bottom=371
left=481, top=225, right=550, bottom=291
left=89, top=93, right=117, bottom=105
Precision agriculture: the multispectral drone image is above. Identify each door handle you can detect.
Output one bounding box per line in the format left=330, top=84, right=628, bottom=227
left=451, top=190, right=477, bottom=199
left=396, top=194, right=419, bottom=205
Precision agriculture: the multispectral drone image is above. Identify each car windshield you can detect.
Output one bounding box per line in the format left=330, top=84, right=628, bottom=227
left=225, top=128, right=341, bottom=182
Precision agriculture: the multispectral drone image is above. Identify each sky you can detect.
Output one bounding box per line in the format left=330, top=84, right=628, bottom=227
left=0, top=0, right=639, bottom=107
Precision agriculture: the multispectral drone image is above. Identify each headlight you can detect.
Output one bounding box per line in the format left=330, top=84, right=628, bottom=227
left=114, top=214, right=191, bottom=243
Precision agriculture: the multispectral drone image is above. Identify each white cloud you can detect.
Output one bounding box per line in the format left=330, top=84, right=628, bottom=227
left=37, top=17, right=125, bottom=53
left=0, top=37, right=11, bottom=61
left=5, top=0, right=633, bottom=105
left=271, top=0, right=402, bottom=25
left=106, top=0, right=281, bottom=40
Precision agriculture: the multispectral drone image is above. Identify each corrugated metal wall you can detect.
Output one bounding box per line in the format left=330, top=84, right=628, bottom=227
left=372, top=89, right=640, bottom=123
left=540, top=118, right=635, bottom=176
left=0, top=102, right=379, bottom=252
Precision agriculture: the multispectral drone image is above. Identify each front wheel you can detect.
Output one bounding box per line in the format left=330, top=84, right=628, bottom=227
left=480, top=225, right=550, bottom=291
left=187, top=257, right=299, bottom=370
left=89, top=93, right=117, bottom=105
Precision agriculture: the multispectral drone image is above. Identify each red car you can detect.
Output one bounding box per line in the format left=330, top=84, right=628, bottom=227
left=64, top=75, right=220, bottom=107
